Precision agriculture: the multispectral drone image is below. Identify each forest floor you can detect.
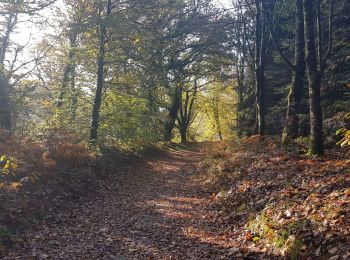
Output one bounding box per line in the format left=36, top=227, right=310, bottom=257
left=2, top=140, right=350, bottom=259
left=3, top=144, right=251, bottom=259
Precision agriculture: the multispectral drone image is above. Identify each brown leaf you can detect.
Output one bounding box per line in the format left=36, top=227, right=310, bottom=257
left=328, top=247, right=338, bottom=254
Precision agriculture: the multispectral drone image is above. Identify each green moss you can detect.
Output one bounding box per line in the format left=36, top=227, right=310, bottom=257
left=247, top=212, right=305, bottom=258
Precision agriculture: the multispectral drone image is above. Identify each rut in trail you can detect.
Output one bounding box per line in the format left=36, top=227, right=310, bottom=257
left=4, top=145, right=272, bottom=260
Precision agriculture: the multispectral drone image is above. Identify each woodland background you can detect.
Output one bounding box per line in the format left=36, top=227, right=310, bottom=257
left=0, top=0, right=348, bottom=150
left=0, top=0, right=349, bottom=258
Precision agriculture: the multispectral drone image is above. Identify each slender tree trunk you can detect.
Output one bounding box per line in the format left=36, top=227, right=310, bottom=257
left=236, top=60, right=244, bottom=104
left=213, top=98, right=223, bottom=140
left=254, top=0, right=266, bottom=135
left=70, top=51, right=78, bottom=120
left=90, top=37, right=106, bottom=141
left=236, top=64, right=244, bottom=137
left=282, top=0, right=305, bottom=144
left=90, top=0, right=112, bottom=142
left=303, top=0, right=323, bottom=155
left=216, top=119, right=223, bottom=140
left=255, top=67, right=265, bottom=135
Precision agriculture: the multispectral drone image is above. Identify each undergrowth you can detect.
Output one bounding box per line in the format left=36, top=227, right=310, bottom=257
left=0, top=131, right=99, bottom=256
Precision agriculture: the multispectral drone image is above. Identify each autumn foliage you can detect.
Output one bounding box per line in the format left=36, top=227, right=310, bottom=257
left=0, top=131, right=96, bottom=255
left=200, top=139, right=350, bottom=258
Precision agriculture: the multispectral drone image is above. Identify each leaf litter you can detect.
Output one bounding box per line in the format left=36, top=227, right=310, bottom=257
left=2, top=140, right=349, bottom=259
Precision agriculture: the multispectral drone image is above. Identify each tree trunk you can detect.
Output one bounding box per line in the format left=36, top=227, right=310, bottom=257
left=0, top=76, right=11, bottom=130
left=213, top=98, right=223, bottom=140
left=164, top=84, right=182, bottom=142
left=70, top=50, right=78, bottom=120
left=179, top=125, right=187, bottom=143
left=57, top=34, right=77, bottom=109
left=90, top=38, right=106, bottom=141
left=303, top=0, right=323, bottom=155
left=308, top=74, right=323, bottom=155
left=282, top=0, right=305, bottom=144
left=0, top=13, right=17, bottom=131
left=146, top=76, right=158, bottom=115
left=236, top=59, right=244, bottom=104
left=177, top=80, right=198, bottom=143
left=254, top=0, right=266, bottom=136
left=178, top=105, right=188, bottom=143
left=255, top=67, right=265, bottom=135
left=90, top=0, right=112, bottom=142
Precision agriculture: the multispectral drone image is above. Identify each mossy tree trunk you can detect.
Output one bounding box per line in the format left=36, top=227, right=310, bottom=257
left=282, top=0, right=306, bottom=144
left=303, top=0, right=334, bottom=155
left=0, top=13, right=17, bottom=131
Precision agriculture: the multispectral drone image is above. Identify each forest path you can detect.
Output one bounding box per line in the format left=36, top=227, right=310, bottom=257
left=4, top=144, right=265, bottom=259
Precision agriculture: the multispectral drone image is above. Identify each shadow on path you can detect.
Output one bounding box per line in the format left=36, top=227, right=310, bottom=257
left=4, top=144, right=278, bottom=259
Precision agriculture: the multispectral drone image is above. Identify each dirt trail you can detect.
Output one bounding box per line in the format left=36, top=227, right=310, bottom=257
left=4, top=145, right=269, bottom=260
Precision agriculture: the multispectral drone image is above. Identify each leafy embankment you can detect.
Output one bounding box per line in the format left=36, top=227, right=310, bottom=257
left=199, top=137, right=350, bottom=259
left=0, top=132, right=132, bottom=256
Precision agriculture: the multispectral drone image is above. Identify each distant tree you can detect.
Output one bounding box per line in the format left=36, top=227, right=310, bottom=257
left=233, top=0, right=270, bottom=136
left=265, top=0, right=306, bottom=144
left=177, top=79, right=198, bottom=143
left=90, top=0, right=112, bottom=143
left=253, top=0, right=269, bottom=135
left=0, top=0, right=56, bottom=131
left=56, top=0, right=89, bottom=115
left=283, top=0, right=306, bottom=144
